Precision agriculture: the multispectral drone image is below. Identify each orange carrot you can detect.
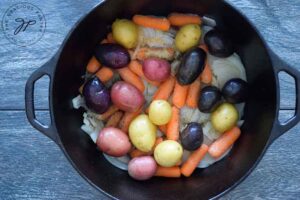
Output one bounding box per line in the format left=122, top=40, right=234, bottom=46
left=86, top=56, right=101, bottom=73
left=158, top=125, right=167, bottom=134
left=135, top=47, right=174, bottom=61
left=168, top=13, right=202, bottom=26
left=128, top=60, right=160, bottom=86
left=101, top=39, right=108, bottom=44
left=200, top=61, right=212, bottom=84
left=107, top=32, right=115, bottom=43
left=166, top=106, right=180, bottom=140
left=133, top=15, right=170, bottom=31
left=181, top=144, right=209, bottom=177
left=208, top=126, right=241, bottom=158
left=145, top=105, right=150, bottom=114
left=118, top=67, right=145, bottom=92
left=119, top=108, right=142, bottom=133
left=186, top=79, right=201, bottom=108
left=96, top=105, right=119, bottom=121
left=154, top=137, right=163, bottom=147
left=199, top=44, right=208, bottom=53
left=172, top=81, right=189, bottom=108
left=155, top=166, right=181, bottom=178
left=153, top=76, right=175, bottom=100
left=79, top=84, right=84, bottom=94
left=105, top=111, right=123, bottom=127
left=130, top=149, right=150, bottom=158
left=95, top=67, right=114, bottom=83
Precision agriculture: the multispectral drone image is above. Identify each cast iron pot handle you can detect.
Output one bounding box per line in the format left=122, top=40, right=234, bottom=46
left=271, top=52, right=300, bottom=141
left=25, top=59, right=57, bottom=143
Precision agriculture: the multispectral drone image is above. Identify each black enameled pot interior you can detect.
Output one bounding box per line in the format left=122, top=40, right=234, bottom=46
left=52, top=0, right=276, bottom=199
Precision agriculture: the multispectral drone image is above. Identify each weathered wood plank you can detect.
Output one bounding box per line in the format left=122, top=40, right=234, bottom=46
left=0, top=110, right=299, bottom=199
left=0, top=0, right=299, bottom=109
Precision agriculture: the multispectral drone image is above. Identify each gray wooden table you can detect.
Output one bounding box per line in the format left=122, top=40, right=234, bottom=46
left=0, top=0, right=299, bottom=199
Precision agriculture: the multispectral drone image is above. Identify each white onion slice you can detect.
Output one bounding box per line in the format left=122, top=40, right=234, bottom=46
left=202, top=16, right=217, bottom=27
left=72, top=95, right=85, bottom=109
left=103, top=153, right=129, bottom=171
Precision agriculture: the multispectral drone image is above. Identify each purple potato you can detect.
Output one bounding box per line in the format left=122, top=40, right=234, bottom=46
left=198, top=86, right=222, bottom=113
left=83, top=77, right=111, bottom=114
left=222, top=78, right=248, bottom=103
left=180, top=122, right=203, bottom=151
left=94, top=43, right=130, bottom=69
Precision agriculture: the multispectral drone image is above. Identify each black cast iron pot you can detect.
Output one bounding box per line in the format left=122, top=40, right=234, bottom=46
left=25, top=0, right=300, bottom=199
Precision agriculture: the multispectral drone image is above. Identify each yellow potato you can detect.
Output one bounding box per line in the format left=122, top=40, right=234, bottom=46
left=154, top=140, right=183, bottom=167
left=149, top=100, right=172, bottom=125
left=175, top=24, right=201, bottom=52
left=129, top=114, right=157, bottom=152
left=112, top=19, right=138, bottom=49
left=211, top=103, right=238, bottom=133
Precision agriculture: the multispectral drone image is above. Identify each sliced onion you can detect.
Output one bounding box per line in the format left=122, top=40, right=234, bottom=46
left=197, top=146, right=232, bottom=168
left=202, top=16, right=217, bottom=27
left=72, top=95, right=85, bottom=109
left=103, top=153, right=129, bottom=171
left=202, top=121, right=221, bottom=140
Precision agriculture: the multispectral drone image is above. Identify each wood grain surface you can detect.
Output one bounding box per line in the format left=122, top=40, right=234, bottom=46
left=0, top=0, right=299, bottom=199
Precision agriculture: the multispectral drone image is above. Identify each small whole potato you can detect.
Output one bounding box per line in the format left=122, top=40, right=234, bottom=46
left=129, top=114, right=157, bottom=152
left=111, top=81, right=145, bottom=112
left=211, top=103, right=238, bottom=133
left=112, top=19, right=138, bottom=49
left=175, top=24, right=201, bottom=52
left=149, top=100, right=172, bottom=125
left=154, top=140, right=183, bottom=167
left=128, top=156, right=157, bottom=180
left=97, top=127, right=131, bottom=157
left=142, top=58, right=171, bottom=82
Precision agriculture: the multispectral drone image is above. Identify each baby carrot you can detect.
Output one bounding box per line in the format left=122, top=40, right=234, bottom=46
left=199, top=44, right=208, bottom=53
left=133, top=15, right=170, bottom=31
left=128, top=60, right=160, bottom=86
left=154, top=137, right=163, bottom=147
left=181, top=144, right=209, bottom=177
left=130, top=149, right=150, bottom=158
left=200, top=61, right=212, bottom=84
left=186, top=79, right=201, bottom=108
left=155, top=166, right=181, bottom=178
left=118, top=67, right=145, bottom=92
left=118, top=108, right=142, bottom=133
left=158, top=125, right=167, bottom=134
left=105, top=111, right=123, bottom=127
left=153, top=76, right=175, bottom=100
left=106, top=32, right=115, bottom=43
left=96, top=105, right=119, bottom=121
left=208, top=126, right=241, bottom=158
left=172, top=81, right=189, bottom=108
left=168, top=13, right=202, bottom=26
left=166, top=106, right=180, bottom=141
left=95, top=67, right=114, bottom=83
left=135, top=47, right=175, bottom=61
left=86, top=56, right=101, bottom=73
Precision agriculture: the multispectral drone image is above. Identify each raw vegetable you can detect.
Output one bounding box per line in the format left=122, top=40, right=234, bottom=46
left=128, top=156, right=157, bottom=180
left=180, top=144, right=208, bottom=177
left=130, top=149, right=150, bottom=158
left=129, top=114, right=157, bottom=152
left=142, top=58, right=171, bottom=82
left=158, top=125, right=167, bottom=134
left=97, top=127, right=131, bottom=157
left=153, top=76, right=175, bottom=100
left=112, top=19, right=138, bottom=49
left=105, top=111, right=123, bottom=127
left=86, top=56, right=101, bottom=73
left=198, top=86, right=222, bottom=113
left=176, top=48, right=206, bottom=85
left=154, top=140, right=183, bottom=167
left=186, top=79, right=201, bottom=108
left=175, top=24, right=201, bottom=52
left=96, top=105, right=119, bottom=121
left=83, top=77, right=111, bottom=114
left=155, top=166, right=181, bottom=177
left=103, top=153, right=129, bottom=171
left=168, top=13, right=201, bottom=26
left=149, top=100, right=172, bottom=125
left=211, top=103, right=238, bottom=133
left=200, top=61, right=212, bottom=84
left=111, top=81, right=145, bottom=112
left=138, top=27, right=175, bottom=48
left=166, top=106, right=180, bottom=140
left=222, top=78, right=248, bottom=103
left=172, top=81, right=189, bottom=108
left=208, top=126, right=240, bottom=158
left=95, top=67, right=114, bottom=83
left=117, top=67, right=145, bottom=92
left=133, top=15, right=170, bottom=31
left=119, top=108, right=142, bottom=133
left=94, top=43, right=130, bottom=69
left=133, top=47, right=175, bottom=61
left=180, top=122, right=203, bottom=151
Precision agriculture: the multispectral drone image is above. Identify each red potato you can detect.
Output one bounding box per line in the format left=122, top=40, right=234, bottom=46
left=128, top=156, right=157, bottom=180
left=143, top=58, right=171, bottom=82
left=97, top=127, right=131, bottom=157
left=111, top=81, right=145, bottom=112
